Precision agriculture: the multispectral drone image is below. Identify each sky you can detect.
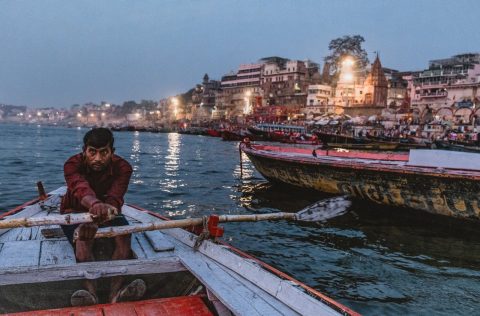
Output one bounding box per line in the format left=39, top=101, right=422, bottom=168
left=1, top=0, right=479, bottom=108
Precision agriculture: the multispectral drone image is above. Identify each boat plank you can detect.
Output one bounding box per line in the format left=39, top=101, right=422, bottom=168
left=131, top=233, right=147, bottom=259
left=163, top=228, right=341, bottom=316
left=0, top=228, right=25, bottom=242
left=122, top=206, right=159, bottom=223
left=0, top=240, right=41, bottom=268
left=177, top=243, right=290, bottom=316
left=39, top=240, right=76, bottom=266
left=0, top=204, right=43, bottom=237
left=0, top=257, right=186, bottom=286
left=145, top=230, right=175, bottom=252
left=16, top=227, right=34, bottom=241
left=135, top=232, right=175, bottom=259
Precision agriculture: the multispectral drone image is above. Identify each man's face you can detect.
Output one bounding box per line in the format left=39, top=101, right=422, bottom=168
left=83, top=145, right=113, bottom=172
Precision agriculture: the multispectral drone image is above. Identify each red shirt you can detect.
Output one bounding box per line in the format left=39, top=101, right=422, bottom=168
left=60, top=153, right=133, bottom=214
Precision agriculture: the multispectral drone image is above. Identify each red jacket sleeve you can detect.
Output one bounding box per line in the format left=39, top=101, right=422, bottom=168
left=104, top=157, right=133, bottom=212
left=64, top=154, right=96, bottom=203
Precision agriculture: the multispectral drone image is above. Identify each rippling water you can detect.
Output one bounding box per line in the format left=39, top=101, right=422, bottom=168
left=1, top=123, right=479, bottom=315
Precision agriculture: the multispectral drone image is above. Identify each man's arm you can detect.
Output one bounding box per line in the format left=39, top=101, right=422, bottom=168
left=104, top=158, right=133, bottom=213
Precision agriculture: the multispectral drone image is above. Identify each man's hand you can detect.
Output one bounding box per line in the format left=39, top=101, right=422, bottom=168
left=76, top=223, right=99, bottom=241
left=89, top=202, right=118, bottom=223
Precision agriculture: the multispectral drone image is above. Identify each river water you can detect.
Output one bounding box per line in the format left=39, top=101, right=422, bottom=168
left=0, top=123, right=479, bottom=315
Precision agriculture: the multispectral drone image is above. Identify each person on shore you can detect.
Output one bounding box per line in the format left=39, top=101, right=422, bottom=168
left=60, top=128, right=146, bottom=306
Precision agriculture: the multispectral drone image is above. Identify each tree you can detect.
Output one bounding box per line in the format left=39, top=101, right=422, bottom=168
left=324, top=35, right=369, bottom=81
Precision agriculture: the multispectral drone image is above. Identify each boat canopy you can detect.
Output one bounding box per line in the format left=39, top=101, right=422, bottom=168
left=255, top=123, right=306, bottom=133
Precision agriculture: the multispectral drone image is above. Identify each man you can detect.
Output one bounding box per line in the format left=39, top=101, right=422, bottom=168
left=61, top=128, right=145, bottom=306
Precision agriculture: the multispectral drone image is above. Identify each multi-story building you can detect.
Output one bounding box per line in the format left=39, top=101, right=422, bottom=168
left=217, top=63, right=263, bottom=120
left=260, top=57, right=321, bottom=111
left=405, top=53, right=480, bottom=120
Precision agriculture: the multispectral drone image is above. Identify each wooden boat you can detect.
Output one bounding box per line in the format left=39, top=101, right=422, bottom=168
left=206, top=128, right=222, bottom=137
left=241, top=142, right=480, bottom=220
left=0, top=187, right=357, bottom=316
left=433, top=140, right=480, bottom=153
left=326, top=142, right=399, bottom=151
left=313, top=131, right=371, bottom=145
left=221, top=129, right=264, bottom=142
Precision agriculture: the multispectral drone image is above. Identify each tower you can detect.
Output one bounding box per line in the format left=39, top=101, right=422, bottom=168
left=363, top=55, right=388, bottom=106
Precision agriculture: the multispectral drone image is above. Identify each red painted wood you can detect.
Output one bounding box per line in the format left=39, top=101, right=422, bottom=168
left=254, top=144, right=409, bottom=161
left=0, top=197, right=40, bottom=219
left=7, top=296, right=213, bottom=316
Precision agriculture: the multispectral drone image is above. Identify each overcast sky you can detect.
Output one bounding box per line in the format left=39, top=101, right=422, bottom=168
left=1, top=0, right=479, bottom=108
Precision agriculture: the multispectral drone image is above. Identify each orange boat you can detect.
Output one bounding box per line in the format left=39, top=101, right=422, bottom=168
left=241, top=141, right=480, bottom=220
left=0, top=187, right=358, bottom=316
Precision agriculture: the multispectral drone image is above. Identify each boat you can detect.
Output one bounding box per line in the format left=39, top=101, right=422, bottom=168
left=313, top=131, right=371, bottom=145
left=205, top=128, right=222, bottom=137
left=241, top=141, right=480, bottom=220
left=221, top=129, right=263, bottom=141
left=433, top=140, right=480, bottom=153
left=248, top=124, right=307, bottom=142
left=0, top=186, right=357, bottom=315
left=325, top=142, right=399, bottom=151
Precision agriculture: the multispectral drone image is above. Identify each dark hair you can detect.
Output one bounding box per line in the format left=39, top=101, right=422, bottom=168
left=83, top=128, right=114, bottom=149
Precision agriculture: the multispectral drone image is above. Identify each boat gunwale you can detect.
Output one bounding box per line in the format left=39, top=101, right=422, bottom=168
left=241, top=143, right=480, bottom=180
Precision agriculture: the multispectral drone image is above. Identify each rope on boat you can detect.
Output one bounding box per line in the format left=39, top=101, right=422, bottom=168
left=193, top=215, right=210, bottom=250
left=239, top=143, right=243, bottom=178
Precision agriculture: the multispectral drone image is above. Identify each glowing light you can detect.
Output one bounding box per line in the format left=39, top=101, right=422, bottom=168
left=342, top=57, right=354, bottom=67
left=245, top=91, right=252, bottom=97
left=77, top=113, right=82, bottom=118
left=135, top=113, right=141, bottom=118
left=343, top=73, right=354, bottom=82
left=90, top=113, right=95, bottom=117
left=37, top=112, right=42, bottom=116
left=101, top=112, right=106, bottom=117
left=105, top=103, right=111, bottom=108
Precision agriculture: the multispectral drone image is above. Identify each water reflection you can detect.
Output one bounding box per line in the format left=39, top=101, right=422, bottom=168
left=233, top=151, right=255, bottom=179
left=130, top=132, right=143, bottom=184
left=165, top=133, right=180, bottom=174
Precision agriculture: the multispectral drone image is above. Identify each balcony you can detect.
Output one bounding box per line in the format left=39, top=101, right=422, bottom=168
left=418, top=91, right=448, bottom=99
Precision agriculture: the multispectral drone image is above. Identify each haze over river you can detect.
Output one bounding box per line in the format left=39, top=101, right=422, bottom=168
left=1, top=124, right=479, bottom=315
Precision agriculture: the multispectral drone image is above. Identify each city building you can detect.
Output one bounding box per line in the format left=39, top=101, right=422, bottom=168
left=303, top=84, right=333, bottom=117
left=191, top=74, right=221, bottom=121
left=333, top=55, right=390, bottom=116
left=217, top=63, right=263, bottom=120
left=260, top=57, right=321, bottom=111
left=405, top=53, right=480, bottom=121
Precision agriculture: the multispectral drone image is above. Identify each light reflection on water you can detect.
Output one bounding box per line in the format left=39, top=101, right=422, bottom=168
left=0, top=125, right=479, bottom=315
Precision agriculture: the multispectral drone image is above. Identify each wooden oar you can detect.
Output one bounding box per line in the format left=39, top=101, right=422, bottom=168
left=86, top=195, right=352, bottom=240
left=0, top=195, right=351, bottom=237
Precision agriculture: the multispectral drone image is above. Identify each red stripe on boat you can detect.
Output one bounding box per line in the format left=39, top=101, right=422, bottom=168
left=6, top=296, right=213, bottom=316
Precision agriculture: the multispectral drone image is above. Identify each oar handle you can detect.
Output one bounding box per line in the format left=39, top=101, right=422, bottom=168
left=0, top=212, right=116, bottom=229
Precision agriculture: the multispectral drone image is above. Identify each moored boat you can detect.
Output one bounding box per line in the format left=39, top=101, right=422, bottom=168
left=241, top=142, right=480, bottom=220
left=433, top=140, right=480, bottom=153
left=326, top=142, right=399, bottom=151
left=0, top=187, right=357, bottom=316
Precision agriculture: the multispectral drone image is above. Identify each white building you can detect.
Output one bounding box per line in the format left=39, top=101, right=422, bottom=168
left=406, top=53, right=480, bottom=119
left=303, top=84, right=333, bottom=117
